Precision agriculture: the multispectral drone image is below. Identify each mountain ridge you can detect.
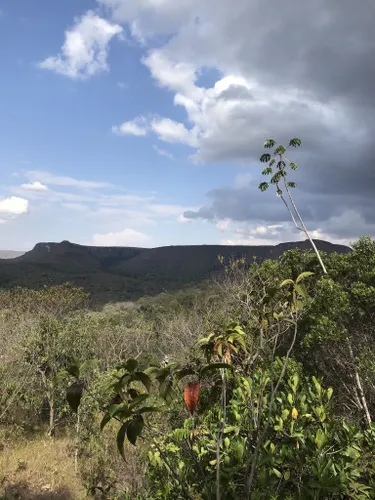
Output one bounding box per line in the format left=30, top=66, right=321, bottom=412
left=0, top=239, right=351, bottom=303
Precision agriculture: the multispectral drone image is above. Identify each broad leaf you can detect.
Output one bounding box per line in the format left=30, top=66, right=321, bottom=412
left=264, top=139, right=276, bottom=149
left=138, top=406, right=162, bottom=414
left=134, top=371, right=152, bottom=392
left=289, top=138, right=302, bottom=148
left=117, top=420, right=130, bottom=460
left=66, top=364, right=80, bottom=379
left=296, top=271, right=314, bottom=283
left=129, top=393, right=149, bottom=409
left=66, top=381, right=84, bottom=413
left=100, top=412, right=112, bottom=431
left=184, top=382, right=200, bottom=416
left=260, top=153, right=271, bottom=163
left=127, top=416, right=144, bottom=446
left=280, top=279, right=294, bottom=287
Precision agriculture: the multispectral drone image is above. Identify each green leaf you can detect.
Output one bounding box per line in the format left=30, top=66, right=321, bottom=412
left=296, top=271, right=314, bottom=283
left=258, top=182, right=269, bottom=192
left=134, top=372, right=152, bottom=392
left=125, top=358, right=138, bottom=372
left=260, top=153, right=271, bottom=163
left=281, top=409, right=289, bottom=421
left=277, top=160, right=286, bottom=169
left=111, top=403, right=133, bottom=420
left=289, top=162, right=298, bottom=170
left=66, top=364, right=80, bottom=379
left=272, top=468, right=282, bottom=478
left=270, top=172, right=282, bottom=184
left=200, top=363, right=233, bottom=377
left=327, top=387, right=333, bottom=401
left=289, top=138, right=302, bottom=148
left=284, top=470, right=290, bottom=480
left=315, top=428, right=328, bottom=450
left=294, top=284, right=308, bottom=301
left=262, top=167, right=273, bottom=176
left=100, top=412, right=112, bottom=431
left=264, top=139, right=276, bottom=149
left=117, top=420, right=130, bottom=460
left=287, top=181, right=296, bottom=188
left=52, top=370, right=70, bottom=386
left=138, top=406, right=162, bottom=415
left=129, top=394, right=149, bottom=409
left=127, top=416, right=144, bottom=446
left=280, top=279, right=294, bottom=287
left=274, top=145, right=286, bottom=155
left=66, top=381, right=84, bottom=413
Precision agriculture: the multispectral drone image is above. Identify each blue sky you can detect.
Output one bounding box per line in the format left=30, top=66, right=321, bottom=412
left=0, top=0, right=373, bottom=249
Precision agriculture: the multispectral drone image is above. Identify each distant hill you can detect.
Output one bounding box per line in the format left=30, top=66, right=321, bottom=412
left=0, top=250, right=25, bottom=259
left=0, top=239, right=350, bottom=303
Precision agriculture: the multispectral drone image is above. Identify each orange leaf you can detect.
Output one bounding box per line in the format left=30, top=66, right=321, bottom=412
left=225, top=347, right=231, bottom=364
left=184, top=382, right=200, bottom=416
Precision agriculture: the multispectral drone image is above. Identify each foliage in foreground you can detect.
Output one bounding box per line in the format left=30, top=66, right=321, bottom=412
left=2, top=237, right=375, bottom=498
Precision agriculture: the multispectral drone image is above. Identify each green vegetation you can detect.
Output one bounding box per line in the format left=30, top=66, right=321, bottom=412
left=2, top=236, right=375, bottom=499
left=0, top=239, right=349, bottom=305
left=2, top=139, right=375, bottom=499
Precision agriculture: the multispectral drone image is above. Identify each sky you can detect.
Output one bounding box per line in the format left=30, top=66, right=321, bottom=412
left=0, top=0, right=374, bottom=250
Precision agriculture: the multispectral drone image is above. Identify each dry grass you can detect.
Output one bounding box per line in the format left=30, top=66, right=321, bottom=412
left=0, top=434, right=86, bottom=499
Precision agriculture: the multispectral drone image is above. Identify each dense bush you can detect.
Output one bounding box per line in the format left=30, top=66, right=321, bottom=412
left=2, top=237, right=375, bottom=499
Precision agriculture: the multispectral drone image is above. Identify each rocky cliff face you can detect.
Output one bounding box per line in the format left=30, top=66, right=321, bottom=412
left=18, top=240, right=146, bottom=268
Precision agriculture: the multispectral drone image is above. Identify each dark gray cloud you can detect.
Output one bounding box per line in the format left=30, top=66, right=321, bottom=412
left=102, top=0, right=375, bottom=239
left=172, top=0, right=375, bottom=238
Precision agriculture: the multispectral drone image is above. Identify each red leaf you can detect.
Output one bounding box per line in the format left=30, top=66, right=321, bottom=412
left=184, top=382, right=200, bottom=416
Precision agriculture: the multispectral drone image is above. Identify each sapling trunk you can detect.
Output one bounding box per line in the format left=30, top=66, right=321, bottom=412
left=216, top=365, right=227, bottom=500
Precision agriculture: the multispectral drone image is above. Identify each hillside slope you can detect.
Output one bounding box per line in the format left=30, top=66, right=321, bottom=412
left=0, top=239, right=350, bottom=303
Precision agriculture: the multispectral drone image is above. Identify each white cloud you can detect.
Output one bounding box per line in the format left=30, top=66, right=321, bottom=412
left=112, top=117, right=148, bottom=136
left=143, top=50, right=200, bottom=96
left=151, top=117, right=197, bottom=146
left=113, top=114, right=197, bottom=147
left=153, top=145, right=174, bottom=160
left=39, top=11, right=123, bottom=79
left=92, top=228, right=151, bottom=246
left=20, top=181, right=48, bottom=191
left=0, top=197, right=29, bottom=217
left=26, top=171, right=111, bottom=189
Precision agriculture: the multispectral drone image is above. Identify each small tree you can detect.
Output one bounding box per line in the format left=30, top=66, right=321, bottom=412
left=259, top=138, right=327, bottom=274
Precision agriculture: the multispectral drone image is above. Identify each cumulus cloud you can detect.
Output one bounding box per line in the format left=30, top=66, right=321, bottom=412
left=151, top=117, right=197, bottom=146
left=20, top=181, right=48, bottom=191
left=39, top=11, right=123, bottom=78
left=92, top=227, right=151, bottom=246
left=112, top=117, right=148, bottom=136
left=67, top=0, right=375, bottom=242
left=0, top=196, right=29, bottom=221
